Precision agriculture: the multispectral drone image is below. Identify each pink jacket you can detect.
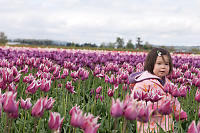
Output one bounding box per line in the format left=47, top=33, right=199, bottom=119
left=129, top=71, right=183, bottom=133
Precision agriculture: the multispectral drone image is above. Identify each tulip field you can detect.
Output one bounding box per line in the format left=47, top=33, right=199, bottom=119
left=1, top=46, right=200, bottom=133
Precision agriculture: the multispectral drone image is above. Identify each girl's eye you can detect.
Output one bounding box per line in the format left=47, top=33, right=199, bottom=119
left=165, top=63, right=169, bottom=65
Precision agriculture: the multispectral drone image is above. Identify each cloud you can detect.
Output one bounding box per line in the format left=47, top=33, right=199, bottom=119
left=0, top=0, right=200, bottom=46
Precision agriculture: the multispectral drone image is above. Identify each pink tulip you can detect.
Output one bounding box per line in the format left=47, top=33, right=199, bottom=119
left=195, top=89, right=200, bottom=103
left=40, top=79, right=51, bottom=92
left=107, top=88, right=114, bottom=97
left=110, top=98, right=124, bottom=118
left=104, top=75, right=109, bottom=83
left=31, top=98, right=45, bottom=117
left=21, top=98, right=32, bottom=110
left=48, top=112, right=64, bottom=132
left=179, top=85, right=187, bottom=97
left=158, top=99, right=173, bottom=115
left=82, top=113, right=101, bottom=133
left=7, top=101, right=19, bottom=119
left=171, top=85, right=180, bottom=97
left=137, top=101, right=150, bottom=123
left=195, top=79, right=200, bottom=88
left=61, top=69, right=69, bottom=79
left=53, top=66, right=60, bottom=77
left=66, top=81, right=76, bottom=93
left=26, top=80, right=40, bottom=94
left=23, top=73, right=35, bottom=83
left=123, top=99, right=138, bottom=120
left=96, top=86, right=102, bottom=94
left=70, top=105, right=85, bottom=128
left=14, top=74, right=21, bottom=82
left=149, top=90, right=163, bottom=103
left=3, top=91, right=18, bottom=113
left=175, top=110, right=187, bottom=121
left=187, top=120, right=200, bottom=133
left=0, top=90, right=2, bottom=117
left=163, top=82, right=173, bottom=94
left=43, top=96, right=55, bottom=110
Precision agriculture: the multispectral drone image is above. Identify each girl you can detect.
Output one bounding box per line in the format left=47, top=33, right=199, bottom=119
left=129, top=48, right=187, bottom=133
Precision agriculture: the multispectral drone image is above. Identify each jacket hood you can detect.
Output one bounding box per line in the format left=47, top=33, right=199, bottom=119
left=129, top=71, right=161, bottom=84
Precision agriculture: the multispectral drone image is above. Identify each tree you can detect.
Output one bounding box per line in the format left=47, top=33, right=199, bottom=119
left=143, top=41, right=153, bottom=50
left=107, top=42, right=115, bottom=49
left=99, top=42, right=106, bottom=48
left=0, top=32, right=8, bottom=44
left=135, top=37, right=143, bottom=49
left=126, top=39, right=134, bottom=49
left=116, top=37, right=124, bottom=48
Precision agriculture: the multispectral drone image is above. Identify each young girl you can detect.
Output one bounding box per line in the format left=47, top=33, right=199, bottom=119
left=129, top=48, right=187, bottom=133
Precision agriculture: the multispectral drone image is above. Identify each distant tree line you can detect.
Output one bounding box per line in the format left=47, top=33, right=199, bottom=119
left=5, top=32, right=198, bottom=53
left=0, top=32, right=8, bottom=44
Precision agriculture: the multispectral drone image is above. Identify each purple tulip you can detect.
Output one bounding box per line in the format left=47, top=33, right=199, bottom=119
left=3, top=91, right=18, bottom=113
left=82, top=113, right=101, bottom=133
left=158, top=99, right=172, bottom=115
left=179, top=85, right=187, bottom=97
left=69, top=105, right=85, bottom=128
left=123, top=99, right=138, bottom=120
left=187, top=120, right=200, bottom=133
left=110, top=98, right=124, bottom=118
left=175, top=110, right=187, bottom=121
left=195, top=89, right=200, bottom=103
left=43, top=96, right=55, bottom=110
left=95, top=86, right=102, bottom=94
left=48, top=112, right=64, bottom=133
left=21, top=98, right=32, bottom=110
left=107, top=88, right=114, bottom=97
left=31, top=98, right=45, bottom=117
left=40, top=79, right=51, bottom=92
left=137, top=101, right=150, bottom=123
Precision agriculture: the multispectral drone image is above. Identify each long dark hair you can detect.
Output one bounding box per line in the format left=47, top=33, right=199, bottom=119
left=144, top=48, right=173, bottom=75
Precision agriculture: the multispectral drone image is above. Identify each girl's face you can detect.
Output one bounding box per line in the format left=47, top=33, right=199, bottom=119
left=153, top=55, right=170, bottom=78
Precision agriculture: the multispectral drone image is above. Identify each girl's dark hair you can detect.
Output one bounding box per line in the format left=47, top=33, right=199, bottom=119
left=144, top=48, right=173, bottom=75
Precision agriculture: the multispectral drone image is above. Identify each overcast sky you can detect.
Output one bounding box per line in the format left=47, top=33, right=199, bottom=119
left=0, top=0, right=200, bottom=46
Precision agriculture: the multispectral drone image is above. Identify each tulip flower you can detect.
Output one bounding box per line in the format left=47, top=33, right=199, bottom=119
left=66, top=81, right=76, bottom=93
left=21, top=98, right=32, bottom=110
left=107, top=88, right=114, bottom=97
left=48, top=112, right=64, bottom=133
left=195, top=89, right=200, bottom=103
left=187, top=120, right=200, bottom=133
left=82, top=113, right=101, bottom=133
left=179, top=85, right=187, bottom=98
left=26, top=80, right=40, bottom=94
left=123, top=99, right=138, bottom=121
left=43, top=96, right=55, bottom=110
left=110, top=98, right=124, bottom=118
left=40, top=78, right=51, bottom=92
left=69, top=105, right=85, bottom=128
left=95, top=86, right=102, bottom=94
left=137, top=101, right=150, bottom=123
left=171, top=85, right=180, bottom=98
left=0, top=90, right=2, bottom=117
left=3, top=91, right=18, bottom=113
left=158, top=99, right=173, bottom=115
left=7, top=102, right=19, bottom=119
left=31, top=98, right=45, bottom=117
left=60, top=68, right=69, bottom=79
left=175, top=110, right=187, bottom=121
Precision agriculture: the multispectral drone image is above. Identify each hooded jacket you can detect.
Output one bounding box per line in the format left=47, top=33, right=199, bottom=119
left=129, top=71, right=186, bottom=133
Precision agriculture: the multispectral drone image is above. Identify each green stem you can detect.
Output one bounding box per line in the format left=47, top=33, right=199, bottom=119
left=122, top=119, right=127, bottom=133
left=113, top=118, right=118, bottom=133
left=23, top=112, right=27, bottom=133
